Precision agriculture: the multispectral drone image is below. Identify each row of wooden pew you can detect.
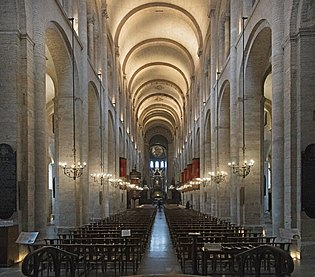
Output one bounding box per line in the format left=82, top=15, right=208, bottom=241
left=164, top=206, right=293, bottom=276
left=26, top=207, right=157, bottom=276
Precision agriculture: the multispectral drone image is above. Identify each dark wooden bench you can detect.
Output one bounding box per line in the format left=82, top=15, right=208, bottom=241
left=21, top=246, right=78, bottom=277
left=235, top=244, right=294, bottom=276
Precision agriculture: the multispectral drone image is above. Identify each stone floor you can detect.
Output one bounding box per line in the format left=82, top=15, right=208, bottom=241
left=1, top=207, right=315, bottom=276
left=136, top=208, right=182, bottom=275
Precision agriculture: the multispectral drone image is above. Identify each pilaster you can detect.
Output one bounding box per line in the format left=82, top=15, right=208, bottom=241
left=101, top=1, right=110, bottom=218
left=229, top=0, right=240, bottom=225
left=33, top=0, right=49, bottom=235
left=271, top=0, right=285, bottom=238
left=79, top=0, right=89, bottom=225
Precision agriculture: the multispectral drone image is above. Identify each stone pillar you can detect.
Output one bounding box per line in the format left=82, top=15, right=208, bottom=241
left=100, top=3, right=110, bottom=217
left=200, top=183, right=205, bottom=213
left=33, top=0, right=48, bottom=234
left=56, top=17, right=86, bottom=227
left=205, top=179, right=211, bottom=214
left=200, top=62, right=208, bottom=208
left=56, top=77, right=76, bottom=227
left=122, top=75, right=127, bottom=139
left=242, top=1, right=251, bottom=17
left=125, top=75, right=131, bottom=146
left=224, top=13, right=230, bottom=61
left=62, top=0, right=71, bottom=16
left=168, top=143, right=175, bottom=191
left=271, top=0, right=285, bottom=238
left=209, top=9, right=217, bottom=217
left=199, top=61, right=205, bottom=193
left=229, top=0, right=240, bottom=224
left=113, top=48, right=121, bottom=214
left=0, top=1, right=36, bottom=231
left=87, top=14, right=95, bottom=65
left=79, top=0, right=89, bottom=225
left=297, top=11, right=315, bottom=257
left=143, top=142, right=150, bottom=189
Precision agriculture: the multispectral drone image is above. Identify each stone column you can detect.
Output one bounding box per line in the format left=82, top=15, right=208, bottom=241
left=229, top=0, right=240, bottom=224
left=209, top=9, right=217, bottom=217
left=4, top=1, right=36, bottom=231
left=56, top=10, right=86, bottom=229
left=63, top=0, right=71, bottom=16
left=242, top=1, right=251, bottom=17
left=112, top=44, right=121, bottom=215
left=199, top=183, right=204, bottom=213
left=168, top=142, right=175, bottom=191
left=79, top=0, right=89, bottom=225
left=224, top=13, right=230, bottom=61
left=206, top=179, right=211, bottom=214
left=56, top=75, right=76, bottom=227
left=100, top=2, right=110, bottom=217
left=122, top=75, right=127, bottom=139
left=143, top=142, right=150, bottom=188
left=199, top=57, right=205, bottom=215
left=200, top=88, right=208, bottom=213
left=87, top=14, right=95, bottom=65
left=282, top=6, right=296, bottom=232
left=125, top=76, right=131, bottom=146
left=271, top=1, right=285, bottom=238
left=33, top=0, right=48, bottom=235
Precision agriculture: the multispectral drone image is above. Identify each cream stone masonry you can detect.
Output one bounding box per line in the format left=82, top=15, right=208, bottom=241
left=33, top=0, right=49, bottom=236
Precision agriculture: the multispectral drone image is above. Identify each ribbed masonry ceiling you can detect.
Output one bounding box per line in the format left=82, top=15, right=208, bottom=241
left=107, top=0, right=209, bottom=133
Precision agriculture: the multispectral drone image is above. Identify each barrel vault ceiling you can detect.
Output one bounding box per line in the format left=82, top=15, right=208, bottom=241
left=106, top=0, right=211, bottom=139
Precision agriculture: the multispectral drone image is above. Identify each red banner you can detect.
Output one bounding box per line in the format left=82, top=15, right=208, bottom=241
left=184, top=168, right=188, bottom=183
left=187, top=164, right=192, bottom=181
left=119, top=157, right=127, bottom=177
left=192, top=158, right=200, bottom=179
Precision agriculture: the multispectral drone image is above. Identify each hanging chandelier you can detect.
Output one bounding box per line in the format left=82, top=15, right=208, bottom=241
left=109, top=178, right=122, bottom=188
left=229, top=16, right=254, bottom=178
left=59, top=162, right=86, bottom=180
left=59, top=18, right=86, bottom=180
left=228, top=160, right=254, bottom=178
left=209, top=171, right=227, bottom=184
left=91, top=173, right=112, bottom=183
left=201, top=177, right=211, bottom=187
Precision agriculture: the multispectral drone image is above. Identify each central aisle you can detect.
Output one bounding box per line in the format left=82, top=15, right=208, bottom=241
left=136, top=207, right=182, bottom=275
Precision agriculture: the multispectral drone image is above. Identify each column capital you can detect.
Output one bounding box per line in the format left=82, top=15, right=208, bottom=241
left=115, top=45, right=120, bottom=56
left=208, top=8, right=215, bottom=19
left=102, top=7, right=109, bottom=19
left=87, top=14, right=95, bottom=24
left=197, top=48, right=203, bottom=57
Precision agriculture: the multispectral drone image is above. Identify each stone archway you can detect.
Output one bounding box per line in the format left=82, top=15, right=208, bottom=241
left=242, top=22, right=271, bottom=226
left=45, top=21, right=79, bottom=227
